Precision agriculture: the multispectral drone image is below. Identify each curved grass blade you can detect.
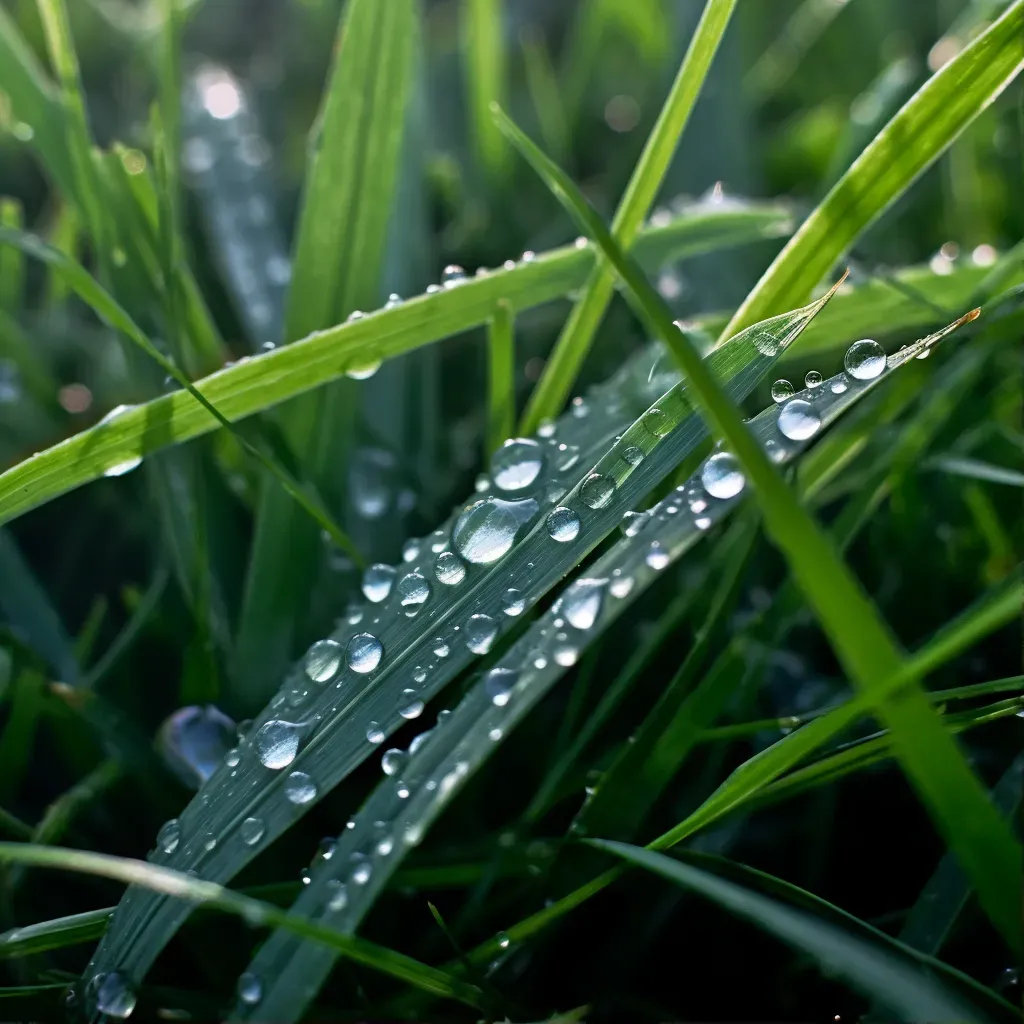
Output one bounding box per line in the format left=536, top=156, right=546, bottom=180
left=228, top=330, right=911, bottom=1022
left=723, top=0, right=1024, bottom=339
left=520, top=0, right=738, bottom=433
left=589, top=842, right=989, bottom=1024
left=0, top=202, right=793, bottom=524
left=87, top=295, right=824, bottom=1013
left=0, top=843, right=483, bottom=1012
left=493, top=103, right=1023, bottom=955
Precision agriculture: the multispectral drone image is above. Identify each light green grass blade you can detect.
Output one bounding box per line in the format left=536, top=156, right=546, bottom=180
left=486, top=299, right=515, bottom=453
left=520, top=0, right=738, bottom=433
left=723, top=0, right=1024, bottom=340
left=0, top=843, right=484, bottom=1011
left=462, top=0, right=508, bottom=181
left=493, top=103, right=1023, bottom=955
left=0, top=203, right=793, bottom=524
left=589, top=842, right=991, bottom=1024
left=520, top=26, right=568, bottom=162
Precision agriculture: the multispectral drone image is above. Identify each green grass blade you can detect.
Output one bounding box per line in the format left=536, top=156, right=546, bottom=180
left=462, top=0, right=509, bottom=181
left=723, top=0, right=1024, bottom=340
left=0, top=669, right=46, bottom=804
left=0, top=202, right=793, bottom=524
left=926, top=453, right=1024, bottom=487
left=493, top=103, right=1023, bottom=955
left=0, top=198, right=24, bottom=313
left=0, top=907, right=112, bottom=959
left=0, top=842, right=484, bottom=1011
left=590, top=842, right=996, bottom=1024
left=520, top=0, right=738, bottom=433
left=520, top=26, right=568, bottom=162
left=486, top=299, right=515, bottom=453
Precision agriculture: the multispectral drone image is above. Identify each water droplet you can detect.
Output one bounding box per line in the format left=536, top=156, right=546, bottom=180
left=398, top=572, right=430, bottom=610
left=580, top=473, right=615, bottom=509
left=362, top=564, right=396, bottom=603
left=453, top=497, right=537, bottom=564
left=695, top=516, right=712, bottom=530
left=643, top=407, right=671, bottom=438
left=574, top=236, right=589, bottom=250
left=366, top=722, right=385, bottom=744
left=235, top=971, right=262, bottom=1006
left=571, top=397, right=589, bottom=418
left=434, top=551, right=466, bottom=585
left=502, top=588, right=525, bottom=616
left=226, top=748, right=240, bottom=767
left=547, top=506, right=580, bottom=542
left=350, top=448, right=394, bottom=519
left=347, top=310, right=365, bottom=322
left=347, top=633, right=383, bottom=674
left=621, top=510, right=650, bottom=537
left=521, top=250, right=536, bottom=262
left=442, top=264, right=466, bottom=286
left=830, top=376, right=849, bottom=394
left=485, top=667, right=518, bottom=706
left=492, top=438, right=544, bottom=491
left=256, top=720, right=301, bottom=770
left=433, top=638, right=450, bottom=658
left=327, top=879, right=349, bottom=912
left=465, top=613, right=499, bottom=654
left=409, top=729, right=433, bottom=755
left=610, top=574, right=634, bottom=599
left=345, top=350, right=382, bottom=380
left=622, top=445, right=644, bottom=466
left=554, top=644, right=578, bottom=666
left=413, top=666, right=428, bottom=683
left=701, top=452, right=745, bottom=499
left=778, top=399, right=821, bottom=441
left=689, top=496, right=707, bottom=514
left=305, top=639, right=342, bottom=682
left=103, top=454, right=143, bottom=478
left=240, top=817, right=264, bottom=845
left=771, top=379, right=794, bottom=403
left=537, top=420, right=556, bottom=438
left=646, top=542, right=669, bottom=570
left=804, top=370, right=822, bottom=388
left=556, top=443, right=581, bottom=472
left=844, top=339, right=886, bottom=380
left=497, top=931, right=511, bottom=949
left=285, top=771, right=317, bottom=805
left=93, top=972, right=136, bottom=1018
left=157, top=705, right=236, bottom=788
left=377, top=835, right=394, bottom=856
left=157, top=819, right=180, bottom=854
left=562, top=578, right=606, bottom=630
left=382, top=748, right=406, bottom=776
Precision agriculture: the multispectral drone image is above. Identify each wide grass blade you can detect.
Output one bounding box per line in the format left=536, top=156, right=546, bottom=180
left=588, top=841, right=988, bottom=1023
left=0, top=202, right=794, bottom=525
left=723, top=0, right=1024, bottom=339
left=520, top=0, right=738, bottom=433
left=493, top=103, right=1023, bottom=955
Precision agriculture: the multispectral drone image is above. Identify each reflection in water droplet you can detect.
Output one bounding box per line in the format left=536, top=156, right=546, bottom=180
left=562, top=578, right=607, bottom=630
left=547, top=506, right=580, bottom=542
left=256, top=720, right=301, bottom=770
left=466, top=613, right=499, bottom=654
left=361, top=564, right=396, bottom=603
left=771, top=380, right=794, bottom=403
left=305, top=639, right=343, bottom=682
left=157, top=819, right=181, bottom=855
left=701, top=452, right=745, bottom=499
left=434, top=551, right=466, bottom=585
left=501, top=588, right=525, bottom=616
left=93, top=972, right=136, bottom=1018
left=382, top=749, right=406, bottom=777
left=580, top=473, right=615, bottom=509
left=485, top=667, right=518, bottom=706
left=844, top=339, right=885, bottom=380
left=240, top=817, right=265, bottom=845
left=453, top=497, right=537, bottom=564
left=778, top=399, right=821, bottom=441
left=285, top=771, right=317, bottom=805
left=347, top=633, right=383, bottom=673
left=804, top=370, right=822, bottom=388
left=491, top=438, right=544, bottom=491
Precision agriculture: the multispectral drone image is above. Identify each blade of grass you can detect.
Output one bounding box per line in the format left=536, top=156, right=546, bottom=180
left=0, top=198, right=24, bottom=313
left=520, top=27, right=568, bottom=162
left=0, top=670, right=46, bottom=804
left=0, top=907, right=112, bottom=958
left=723, top=0, right=1024, bottom=340
left=926, top=453, right=1024, bottom=487
left=0, top=842, right=484, bottom=1009
left=462, top=0, right=508, bottom=182
left=493, top=103, right=1022, bottom=955
left=520, top=0, right=738, bottom=434
left=486, top=299, right=515, bottom=454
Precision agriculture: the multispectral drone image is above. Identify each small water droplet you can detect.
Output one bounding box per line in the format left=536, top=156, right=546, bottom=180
left=701, top=452, right=745, bottom=499
left=225, top=748, right=240, bottom=767
left=385, top=292, right=403, bottom=308
left=804, top=370, right=822, bottom=388
left=347, top=310, right=365, bottom=322
left=771, top=379, right=794, bottom=403
left=644, top=407, right=672, bottom=438
left=345, top=350, right=382, bottom=380
left=366, top=722, right=385, bottom=744
left=326, top=879, right=349, bottom=911
left=398, top=572, right=430, bottom=610
left=492, top=438, right=544, bottom=490
left=442, top=264, right=466, bottom=287
left=351, top=859, right=373, bottom=885
left=646, top=541, right=669, bottom=570
left=157, top=819, right=180, bottom=854
left=413, top=666, right=428, bottom=684
left=844, top=339, right=886, bottom=380
left=502, top=588, right=525, bottom=616
left=485, top=667, right=518, bottom=706
left=362, top=564, right=396, bottom=603
left=580, top=473, right=615, bottom=509
left=240, top=817, right=265, bottom=845
left=778, top=399, right=821, bottom=441
left=574, top=236, right=589, bottom=249
left=305, top=639, right=343, bottom=682
left=256, top=720, right=301, bottom=770
left=382, top=748, right=406, bottom=776
left=547, top=506, right=580, bottom=542
left=562, top=578, right=607, bottom=630
left=346, top=633, right=383, bottom=674
left=555, top=443, right=581, bottom=472
left=453, top=497, right=537, bottom=564
left=537, top=420, right=556, bottom=438
left=622, top=445, right=644, bottom=466
left=377, top=835, right=394, bottom=856
left=610, top=574, right=634, bottom=599
left=103, top=454, right=143, bottom=478
left=93, top=972, right=136, bottom=1018
left=489, top=727, right=503, bottom=741
left=830, top=375, right=849, bottom=394
left=433, top=638, right=450, bottom=658
left=554, top=644, right=578, bottom=666
left=434, top=550, right=466, bottom=585
left=158, top=705, right=236, bottom=787
left=285, top=771, right=317, bottom=805
left=466, top=613, right=499, bottom=654
left=402, top=538, right=421, bottom=563
left=497, top=931, right=511, bottom=949
left=695, top=516, right=712, bottom=530
left=400, top=694, right=425, bottom=719
left=621, top=510, right=651, bottom=537
left=521, top=250, right=536, bottom=263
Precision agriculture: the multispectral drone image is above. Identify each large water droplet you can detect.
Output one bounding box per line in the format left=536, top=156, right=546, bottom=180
left=305, top=639, right=343, bottom=682
left=381, top=748, right=406, bottom=776
left=547, top=506, right=580, bottom=542
left=485, top=667, right=518, bottom=706
left=237, top=972, right=262, bottom=1006
left=347, top=633, right=383, bottom=673
left=562, top=578, right=607, bottom=630
left=93, top=972, right=136, bottom=1018
left=256, top=720, right=301, bottom=770
left=157, top=705, right=235, bottom=788
left=491, top=438, right=544, bottom=491
left=398, top=572, right=430, bottom=609
left=501, top=588, right=525, bottom=616
left=844, top=339, right=885, bottom=380
left=701, top=452, right=745, bottom=499
left=465, top=613, right=498, bottom=654
left=285, top=771, right=317, bottom=805
left=361, top=564, right=396, bottom=603
left=157, top=819, right=180, bottom=855
left=771, top=379, right=794, bottom=403
left=580, top=473, right=615, bottom=509
left=777, top=399, right=822, bottom=441
left=453, top=497, right=537, bottom=564
left=240, top=817, right=265, bottom=845
left=434, top=551, right=466, bottom=585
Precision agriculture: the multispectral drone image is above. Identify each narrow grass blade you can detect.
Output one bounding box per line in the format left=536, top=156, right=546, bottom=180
left=520, top=27, right=568, bottom=161
left=462, top=0, right=509, bottom=181
left=0, top=907, right=112, bottom=959
left=0, top=669, right=46, bottom=804
left=0, top=198, right=24, bottom=313
left=91, top=293, right=815, bottom=1018
left=486, top=299, right=515, bottom=454
left=926, top=454, right=1024, bottom=487
left=0, top=202, right=794, bottom=524
left=0, top=843, right=484, bottom=1011
left=493, top=104, right=1022, bottom=955
left=590, top=842, right=990, bottom=1024
left=723, top=1, right=1024, bottom=340
left=520, top=0, right=738, bottom=433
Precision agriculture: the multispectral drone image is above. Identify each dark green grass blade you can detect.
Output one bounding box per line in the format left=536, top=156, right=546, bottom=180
left=237, top=0, right=419, bottom=696
left=493, top=104, right=1023, bottom=955
left=520, top=0, right=738, bottom=433
left=590, top=842, right=997, bottom=1024
left=0, top=669, right=46, bottom=804
left=723, top=0, right=1024, bottom=339
left=0, top=908, right=112, bottom=959
left=0, top=202, right=794, bottom=524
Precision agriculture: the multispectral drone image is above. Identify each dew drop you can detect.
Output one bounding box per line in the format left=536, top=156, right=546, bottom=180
left=554, top=644, right=578, bottom=667
left=256, top=720, right=301, bottom=770
left=400, top=693, right=425, bottom=720
left=485, top=667, right=518, bottom=706
left=701, top=452, right=745, bottom=499
left=433, top=638, right=450, bottom=658
left=621, top=510, right=650, bottom=537
left=830, top=376, right=849, bottom=394
left=491, top=438, right=544, bottom=490
left=93, top=972, right=136, bottom=1018
left=402, top=538, right=421, bottom=562
left=521, top=250, right=536, bottom=263
left=643, top=407, right=671, bottom=438
left=501, top=588, right=525, bottom=616
left=352, top=859, right=373, bottom=885
left=157, top=819, right=181, bottom=855
left=610, top=574, right=634, bottom=599
left=497, top=931, right=511, bottom=949
left=398, top=572, right=431, bottom=609
left=844, top=339, right=886, bottom=380
left=346, top=633, right=383, bottom=674
left=771, top=379, right=794, bottom=403
left=547, top=506, right=580, bottom=542
left=434, top=550, right=466, bottom=585
left=103, top=454, right=143, bottom=478
left=562, top=578, right=606, bottom=630
left=695, top=516, right=712, bottom=530
left=361, top=564, right=396, bottom=603
left=453, top=497, right=537, bottom=564
left=804, top=370, right=823, bottom=388
left=377, top=835, right=394, bottom=856
left=409, top=729, right=433, bottom=755
left=646, top=542, right=669, bottom=570
left=385, top=293, right=403, bottom=308
left=555, top=443, right=580, bottom=472
left=580, top=473, right=615, bottom=509
left=382, top=748, right=406, bottom=776
left=442, top=264, right=466, bottom=286
left=225, top=748, right=240, bottom=767
left=778, top=399, right=821, bottom=441
left=237, top=972, right=262, bottom=1006
left=466, top=613, right=499, bottom=654
left=285, top=771, right=317, bottom=805
left=366, top=722, right=385, bottom=744
left=240, top=817, right=265, bottom=845
left=622, top=445, right=644, bottom=466
left=305, top=639, right=342, bottom=682
left=157, top=705, right=236, bottom=787
left=327, top=879, right=348, bottom=911
left=345, top=350, right=382, bottom=380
